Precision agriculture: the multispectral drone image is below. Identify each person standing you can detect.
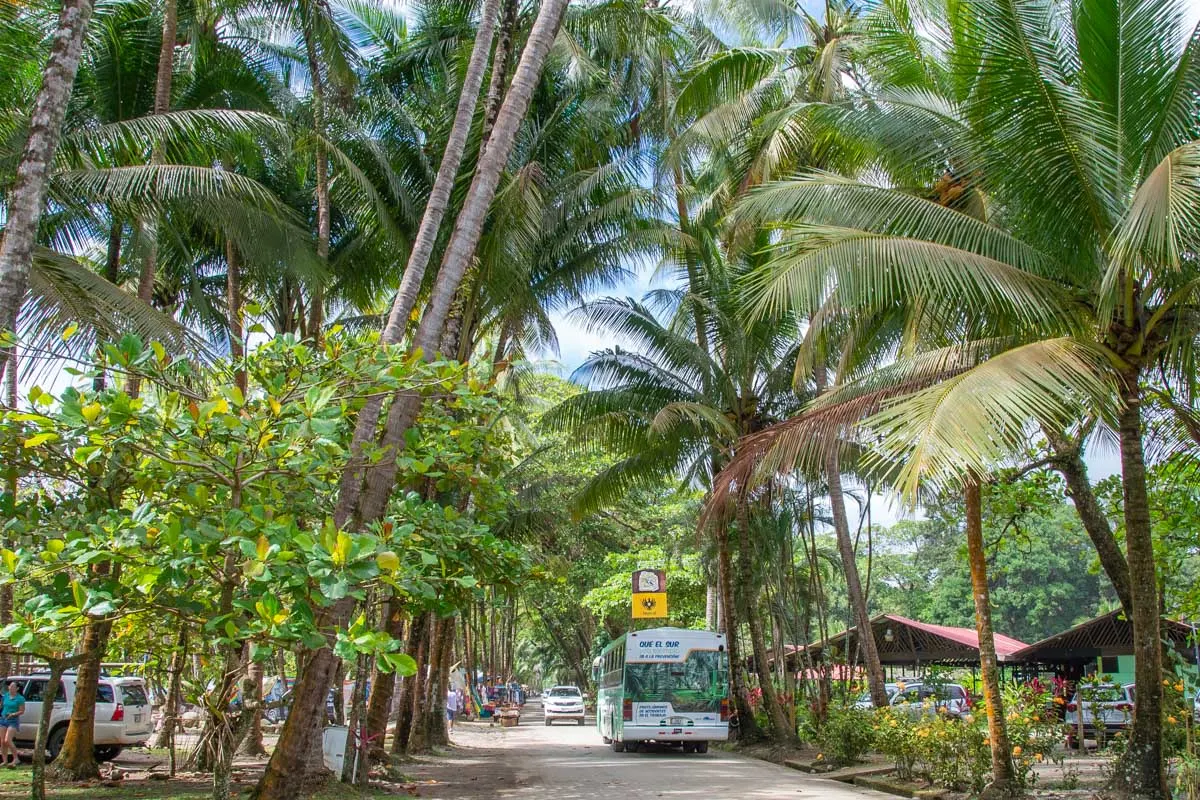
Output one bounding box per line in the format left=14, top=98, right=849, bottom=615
left=445, top=686, right=459, bottom=731
left=0, top=682, right=25, bottom=768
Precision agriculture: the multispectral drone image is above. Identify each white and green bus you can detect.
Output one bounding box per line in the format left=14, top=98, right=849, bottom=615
left=592, top=626, right=730, bottom=753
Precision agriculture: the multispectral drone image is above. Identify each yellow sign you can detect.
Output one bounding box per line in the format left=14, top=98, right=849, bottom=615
left=632, top=592, right=668, bottom=619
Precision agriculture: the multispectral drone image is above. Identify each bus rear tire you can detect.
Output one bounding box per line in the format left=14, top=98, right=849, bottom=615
left=682, top=742, right=695, bottom=753
left=695, top=741, right=708, bottom=754
left=611, top=739, right=625, bottom=753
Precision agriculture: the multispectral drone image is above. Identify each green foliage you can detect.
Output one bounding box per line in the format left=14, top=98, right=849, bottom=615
left=867, top=476, right=1110, bottom=642
left=806, top=706, right=876, bottom=766
left=0, top=333, right=521, bottom=665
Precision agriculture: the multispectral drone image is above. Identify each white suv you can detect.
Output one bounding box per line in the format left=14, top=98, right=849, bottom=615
left=5, top=672, right=153, bottom=761
left=543, top=685, right=585, bottom=726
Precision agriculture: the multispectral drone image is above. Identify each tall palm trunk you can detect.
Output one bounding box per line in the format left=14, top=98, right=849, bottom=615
left=1111, top=368, right=1167, bottom=800
left=302, top=20, right=330, bottom=343
left=1045, top=428, right=1133, bottom=616
left=131, top=0, right=177, bottom=314
left=716, top=521, right=762, bottom=742
left=735, top=501, right=795, bottom=743
left=226, top=241, right=247, bottom=396
left=355, top=0, right=571, bottom=526
left=0, top=0, right=95, bottom=385
left=823, top=449, right=888, bottom=708
left=333, top=0, right=502, bottom=528
left=965, top=479, right=1017, bottom=798
left=480, top=0, right=519, bottom=152
left=126, top=0, right=178, bottom=396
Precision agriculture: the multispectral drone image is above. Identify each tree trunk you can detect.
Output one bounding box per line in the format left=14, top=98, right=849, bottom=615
left=331, top=0, right=502, bottom=571
left=48, top=614, right=113, bottom=780
left=238, top=654, right=266, bottom=757
left=1046, top=429, right=1133, bottom=617
left=31, top=655, right=85, bottom=800
left=429, top=617, right=455, bottom=746
left=331, top=658, right=346, bottom=725
left=824, top=449, right=888, bottom=708
left=354, top=0, right=571, bottom=525
left=152, top=626, right=188, bottom=751
left=302, top=18, right=331, bottom=344
left=365, top=600, right=405, bottom=761
left=1110, top=370, right=1167, bottom=800
left=392, top=613, right=428, bottom=755
left=125, top=0, right=178, bottom=395
left=405, top=614, right=433, bottom=754
left=341, top=649, right=369, bottom=785
left=716, top=521, right=762, bottom=742
left=226, top=240, right=247, bottom=397
left=736, top=501, right=794, bottom=743
left=479, top=0, right=519, bottom=154
left=965, top=479, right=1017, bottom=798
left=0, top=0, right=95, bottom=385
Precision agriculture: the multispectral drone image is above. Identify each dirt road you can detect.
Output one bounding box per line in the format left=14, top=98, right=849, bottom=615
left=404, top=698, right=893, bottom=800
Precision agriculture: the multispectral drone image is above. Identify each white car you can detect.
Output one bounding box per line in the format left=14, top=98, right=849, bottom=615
left=543, top=685, right=585, bottom=726
left=5, top=672, right=153, bottom=761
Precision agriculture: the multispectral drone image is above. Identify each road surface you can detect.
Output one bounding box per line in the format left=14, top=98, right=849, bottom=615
left=406, top=698, right=892, bottom=800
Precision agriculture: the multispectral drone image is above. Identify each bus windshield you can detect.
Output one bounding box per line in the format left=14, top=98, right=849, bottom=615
left=624, top=650, right=728, bottom=712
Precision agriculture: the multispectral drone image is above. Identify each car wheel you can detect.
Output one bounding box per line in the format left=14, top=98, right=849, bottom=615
left=544, top=719, right=551, bottom=726
left=93, top=746, right=122, bottom=762
left=695, top=741, right=709, bottom=754
left=46, top=726, right=67, bottom=762
left=578, top=718, right=585, bottom=726
left=611, top=738, right=625, bottom=753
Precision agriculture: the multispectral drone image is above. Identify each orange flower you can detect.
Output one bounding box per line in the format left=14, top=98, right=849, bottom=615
left=1012, top=745, right=1023, bottom=757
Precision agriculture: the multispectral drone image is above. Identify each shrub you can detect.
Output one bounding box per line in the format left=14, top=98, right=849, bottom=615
left=916, top=712, right=991, bottom=793
left=812, top=707, right=877, bottom=766
left=873, top=707, right=921, bottom=779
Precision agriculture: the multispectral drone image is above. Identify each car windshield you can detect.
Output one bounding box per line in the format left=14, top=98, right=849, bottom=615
left=120, top=684, right=149, bottom=706
left=624, top=650, right=728, bottom=712
left=549, top=687, right=580, bottom=698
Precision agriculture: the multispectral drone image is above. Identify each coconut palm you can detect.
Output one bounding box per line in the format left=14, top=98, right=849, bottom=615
left=0, top=0, right=95, bottom=384
left=720, top=0, right=1200, bottom=792
left=542, top=245, right=805, bottom=743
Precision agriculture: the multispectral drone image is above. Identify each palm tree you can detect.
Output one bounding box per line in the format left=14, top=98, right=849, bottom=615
left=543, top=257, right=804, bottom=743
left=252, top=2, right=574, bottom=797
left=719, top=0, right=1200, bottom=792
left=0, top=0, right=95, bottom=384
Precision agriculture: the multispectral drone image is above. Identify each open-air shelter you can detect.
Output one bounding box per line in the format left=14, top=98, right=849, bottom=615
left=1011, top=610, right=1200, bottom=685
left=785, top=613, right=1029, bottom=679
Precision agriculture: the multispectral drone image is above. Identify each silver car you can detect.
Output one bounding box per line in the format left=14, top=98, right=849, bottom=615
left=1064, top=683, right=1135, bottom=732
left=855, top=681, right=972, bottom=718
